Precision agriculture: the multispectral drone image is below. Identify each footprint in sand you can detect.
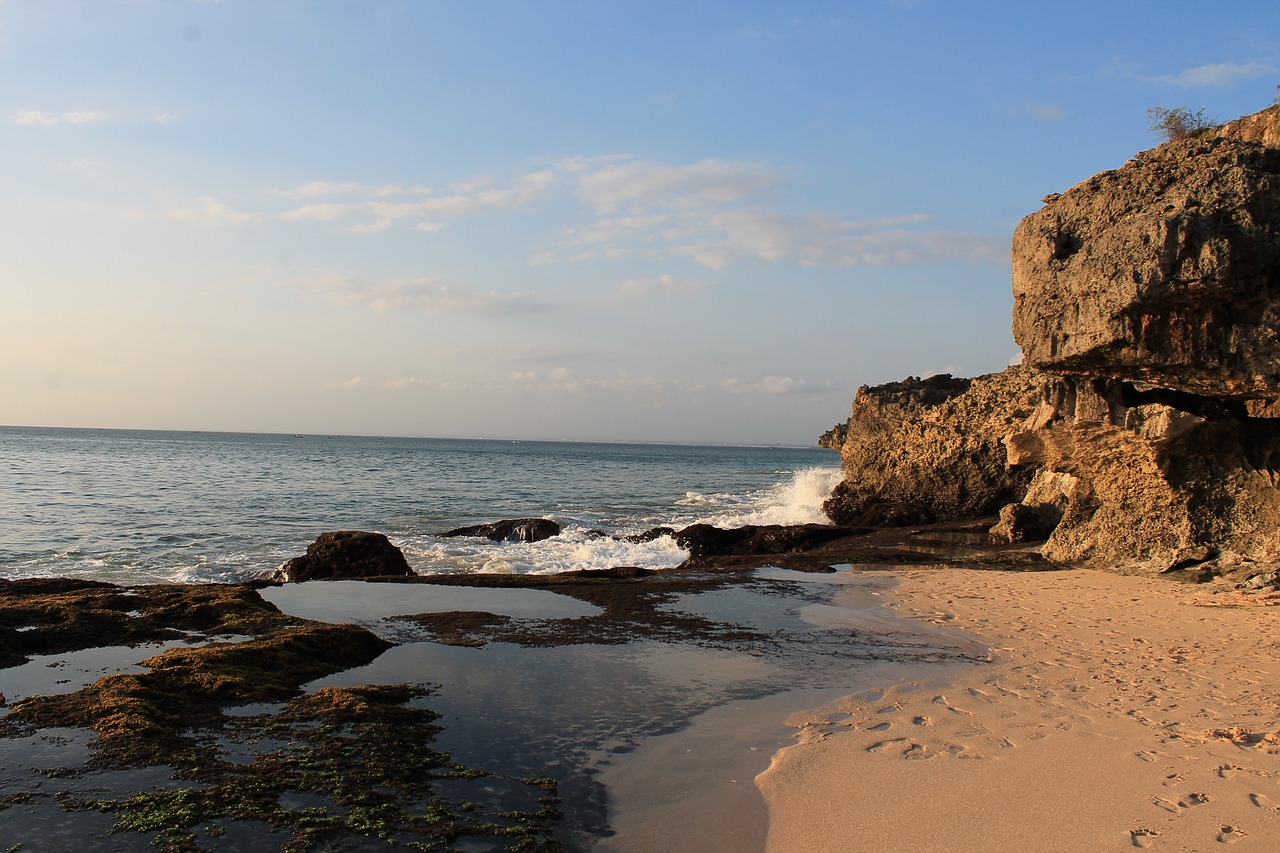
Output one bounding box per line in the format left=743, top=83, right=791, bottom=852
left=1218, top=764, right=1242, bottom=779
left=868, top=722, right=893, bottom=732
left=1249, top=792, right=1280, bottom=812
left=867, top=738, right=928, bottom=759
left=1129, top=828, right=1160, bottom=848
left=967, top=687, right=996, bottom=703
left=1153, top=793, right=1210, bottom=815
left=867, top=738, right=912, bottom=754
left=1217, top=824, right=1247, bottom=844
left=932, top=695, right=974, bottom=716
left=913, top=716, right=933, bottom=727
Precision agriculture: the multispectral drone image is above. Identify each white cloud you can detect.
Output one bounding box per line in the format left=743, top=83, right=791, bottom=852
left=569, top=157, right=788, bottom=213
left=304, top=274, right=554, bottom=316
left=615, top=273, right=709, bottom=300
left=721, top=376, right=833, bottom=395
left=555, top=156, right=1000, bottom=268
left=1156, top=62, right=1278, bottom=87
left=276, top=171, right=554, bottom=230
left=345, top=218, right=394, bottom=234
left=163, top=197, right=261, bottom=226
left=272, top=179, right=412, bottom=197
left=14, top=110, right=106, bottom=126
left=528, top=252, right=561, bottom=267
left=279, top=202, right=360, bottom=222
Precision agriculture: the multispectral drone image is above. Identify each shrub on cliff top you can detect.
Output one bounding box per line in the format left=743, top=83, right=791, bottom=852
left=1147, top=105, right=1216, bottom=142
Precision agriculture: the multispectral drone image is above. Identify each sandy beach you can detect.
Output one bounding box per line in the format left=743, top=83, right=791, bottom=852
left=758, top=568, right=1280, bottom=852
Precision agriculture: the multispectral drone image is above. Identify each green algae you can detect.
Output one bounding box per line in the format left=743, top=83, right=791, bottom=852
left=1, top=581, right=564, bottom=851
left=60, top=684, right=562, bottom=852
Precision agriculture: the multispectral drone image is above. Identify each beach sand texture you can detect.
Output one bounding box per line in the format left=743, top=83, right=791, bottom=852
left=758, top=569, right=1280, bottom=852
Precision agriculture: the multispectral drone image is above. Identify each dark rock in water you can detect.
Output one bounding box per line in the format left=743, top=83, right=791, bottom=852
left=276, top=531, right=414, bottom=583
left=440, top=518, right=561, bottom=543
left=624, top=527, right=676, bottom=543
left=674, top=523, right=857, bottom=559
left=560, top=566, right=655, bottom=579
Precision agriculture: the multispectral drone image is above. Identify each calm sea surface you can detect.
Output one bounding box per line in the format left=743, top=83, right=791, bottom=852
left=0, top=426, right=842, bottom=584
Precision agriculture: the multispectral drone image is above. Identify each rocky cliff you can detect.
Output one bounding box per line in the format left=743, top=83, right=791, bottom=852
left=823, top=104, right=1280, bottom=580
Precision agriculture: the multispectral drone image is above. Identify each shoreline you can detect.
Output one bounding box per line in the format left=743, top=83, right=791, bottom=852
left=757, top=568, right=1280, bottom=852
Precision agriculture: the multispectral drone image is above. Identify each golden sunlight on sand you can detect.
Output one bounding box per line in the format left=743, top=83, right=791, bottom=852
left=759, top=569, right=1280, bottom=852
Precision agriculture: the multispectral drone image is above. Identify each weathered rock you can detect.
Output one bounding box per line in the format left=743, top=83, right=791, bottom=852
left=440, top=518, right=561, bottom=543
left=821, top=369, right=1043, bottom=527
left=989, top=501, right=1060, bottom=544
left=998, top=375, right=1280, bottom=568
left=1012, top=106, right=1280, bottom=400
left=674, top=523, right=858, bottom=560
left=275, top=531, right=414, bottom=582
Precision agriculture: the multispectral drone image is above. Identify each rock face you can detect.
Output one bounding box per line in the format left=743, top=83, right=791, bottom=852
left=276, top=531, right=414, bottom=582
left=821, top=370, right=1043, bottom=527
left=440, top=518, right=561, bottom=543
left=825, top=105, right=1280, bottom=577
left=1012, top=105, right=1280, bottom=400
left=998, top=376, right=1280, bottom=570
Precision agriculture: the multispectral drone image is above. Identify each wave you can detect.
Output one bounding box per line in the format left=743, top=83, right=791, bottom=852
left=403, top=465, right=844, bottom=576
left=681, top=466, right=843, bottom=528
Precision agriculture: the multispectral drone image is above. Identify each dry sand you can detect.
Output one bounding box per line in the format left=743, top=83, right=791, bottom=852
left=758, top=568, right=1280, bottom=852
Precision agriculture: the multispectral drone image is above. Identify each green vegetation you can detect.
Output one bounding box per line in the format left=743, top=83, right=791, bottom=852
left=1, top=589, right=563, bottom=851
left=60, top=684, right=562, bottom=852
left=1147, top=105, right=1216, bottom=142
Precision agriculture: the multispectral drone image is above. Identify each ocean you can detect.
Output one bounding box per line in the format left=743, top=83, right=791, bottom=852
left=0, top=426, right=842, bottom=584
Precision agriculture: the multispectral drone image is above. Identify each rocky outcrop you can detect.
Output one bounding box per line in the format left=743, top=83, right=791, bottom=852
left=1012, top=107, right=1280, bottom=399
left=440, top=518, right=561, bottom=543
left=275, top=531, right=414, bottom=582
left=821, top=370, right=1043, bottom=527
left=825, top=104, right=1280, bottom=578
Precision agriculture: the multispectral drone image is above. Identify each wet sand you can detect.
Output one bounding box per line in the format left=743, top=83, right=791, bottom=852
left=757, top=569, right=1280, bottom=852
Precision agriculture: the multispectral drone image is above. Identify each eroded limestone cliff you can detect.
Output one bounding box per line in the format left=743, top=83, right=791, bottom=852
left=824, top=104, right=1280, bottom=580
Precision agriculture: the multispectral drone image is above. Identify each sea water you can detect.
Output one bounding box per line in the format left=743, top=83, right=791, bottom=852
left=0, top=426, right=841, bottom=584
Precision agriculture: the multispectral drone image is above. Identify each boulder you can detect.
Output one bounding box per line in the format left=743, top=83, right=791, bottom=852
left=1012, top=106, right=1280, bottom=400
left=275, top=531, right=414, bottom=583
left=674, top=523, right=858, bottom=559
left=440, top=518, right=561, bottom=543
left=821, top=369, right=1043, bottom=526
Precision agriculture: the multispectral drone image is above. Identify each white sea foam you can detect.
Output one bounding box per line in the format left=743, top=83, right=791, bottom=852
left=403, top=465, right=844, bottom=575
left=404, top=527, right=690, bottom=576
left=691, top=466, right=844, bottom=528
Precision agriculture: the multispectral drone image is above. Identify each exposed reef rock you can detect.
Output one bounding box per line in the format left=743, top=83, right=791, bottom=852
left=674, top=523, right=861, bottom=564
left=275, top=530, right=414, bottom=582
left=821, top=370, right=1043, bottom=527
left=825, top=104, right=1280, bottom=578
left=440, top=517, right=562, bottom=543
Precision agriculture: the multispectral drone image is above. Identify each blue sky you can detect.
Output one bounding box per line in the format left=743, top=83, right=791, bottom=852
left=3, top=1, right=1278, bottom=444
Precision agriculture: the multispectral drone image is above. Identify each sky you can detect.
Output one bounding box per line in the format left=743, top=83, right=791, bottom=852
left=2, top=1, right=1279, bottom=445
